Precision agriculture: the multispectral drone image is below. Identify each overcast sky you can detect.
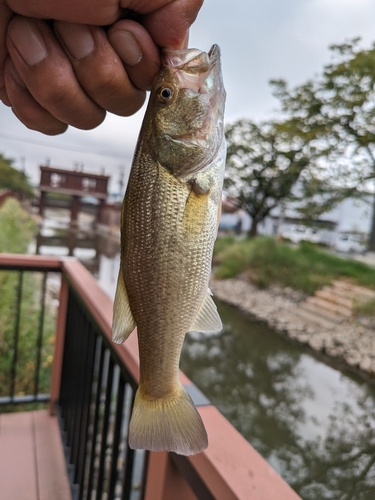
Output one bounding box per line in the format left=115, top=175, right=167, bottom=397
left=2, top=0, right=375, bottom=191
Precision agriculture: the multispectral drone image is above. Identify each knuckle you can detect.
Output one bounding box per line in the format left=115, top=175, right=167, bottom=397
left=37, top=73, right=72, bottom=108
left=89, top=64, right=122, bottom=95
left=33, top=71, right=105, bottom=129
left=82, top=66, right=146, bottom=116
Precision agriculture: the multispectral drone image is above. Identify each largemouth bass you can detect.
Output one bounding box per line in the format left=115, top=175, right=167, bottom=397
left=112, top=45, right=226, bottom=456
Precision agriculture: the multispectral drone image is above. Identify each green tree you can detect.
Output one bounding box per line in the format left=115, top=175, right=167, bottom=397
left=0, top=153, right=34, bottom=197
left=271, top=39, right=375, bottom=249
left=224, top=120, right=312, bottom=236
left=0, top=198, right=36, bottom=253
left=0, top=199, right=54, bottom=406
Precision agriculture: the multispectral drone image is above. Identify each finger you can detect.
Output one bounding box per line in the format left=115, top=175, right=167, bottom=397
left=0, top=2, right=13, bottom=101
left=4, top=58, right=68, bottom=134
left=0, top=86, right=11, bottom=106
left=108, top=19, right=160, bottom=91
left=54, top=21, right=146, bottom=114
left=143, top=0, right=204, bottom=49
left=5, top=0, right=122, bottom=25
left=6, top=16, right=106, bottom=130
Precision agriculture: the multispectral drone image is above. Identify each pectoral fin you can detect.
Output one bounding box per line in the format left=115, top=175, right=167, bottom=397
left=112, top=270, right=136, bottom=344
left=190, top=289, right=222, bottom=334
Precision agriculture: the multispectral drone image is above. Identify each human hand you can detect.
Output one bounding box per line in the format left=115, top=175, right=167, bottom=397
left=0, top=0, right=203, bottom=135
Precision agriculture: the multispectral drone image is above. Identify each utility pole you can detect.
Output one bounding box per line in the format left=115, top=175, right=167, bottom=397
left=118, top=165, right=125, bottom=196
left=20, top=156, right=25, bottom=173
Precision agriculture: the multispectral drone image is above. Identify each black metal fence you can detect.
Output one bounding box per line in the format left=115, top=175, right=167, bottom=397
left=57, top=286, right=147, bottom=500
left=0, top=267, right=58, bottom=406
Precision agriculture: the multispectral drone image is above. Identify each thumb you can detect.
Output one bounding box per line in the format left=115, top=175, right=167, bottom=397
left=143, top=0, right=203, bottom=49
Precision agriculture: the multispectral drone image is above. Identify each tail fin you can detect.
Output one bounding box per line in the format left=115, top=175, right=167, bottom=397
left=128, top=385, right=208, bottom=456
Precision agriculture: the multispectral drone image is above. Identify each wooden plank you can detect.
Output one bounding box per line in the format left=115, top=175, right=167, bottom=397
left=0, top=412, right=38, bottom=500
left=33, top=411, right=72, bottom=500
left=315, top=289, right=353, bottom=309
left=306, top=296, right=352, bottom=318
left=333, top=280, right=375, bottom=299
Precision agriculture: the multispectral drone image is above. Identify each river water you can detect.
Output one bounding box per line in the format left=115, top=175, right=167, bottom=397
left=36, top=212, right=375, bottom=500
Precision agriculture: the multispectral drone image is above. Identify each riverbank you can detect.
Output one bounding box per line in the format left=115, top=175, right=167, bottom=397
left=210, top=277, right=375, bottom=379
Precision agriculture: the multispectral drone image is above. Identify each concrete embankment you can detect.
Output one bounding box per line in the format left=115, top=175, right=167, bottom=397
left=210, top=277, right=375, bottom=378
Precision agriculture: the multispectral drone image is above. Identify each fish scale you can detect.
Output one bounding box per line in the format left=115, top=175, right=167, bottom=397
left=112, top=45, right=226, bottom=455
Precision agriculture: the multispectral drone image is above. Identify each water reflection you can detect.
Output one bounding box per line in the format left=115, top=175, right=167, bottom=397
left=34, top=210, right=120, bottom=298
left=180, top=301, right=375, bottom=500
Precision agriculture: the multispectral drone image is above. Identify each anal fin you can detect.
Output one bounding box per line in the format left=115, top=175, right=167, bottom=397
left=190, top=289, right=222, bottom=334
left=112, top=269, right=136, bottom=344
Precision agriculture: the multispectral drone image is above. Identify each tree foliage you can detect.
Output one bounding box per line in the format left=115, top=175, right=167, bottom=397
left=0, top=198, right=36, bottom=253
left=271, top=39, right=375, bottom=247
left=0, top=199, right=54, bottom=406
left=0, top=153, right=34, bottom=197
left=224, top=120, right=312, bottom=235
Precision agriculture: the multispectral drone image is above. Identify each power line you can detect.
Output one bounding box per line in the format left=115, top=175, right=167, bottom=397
left=0, top=131, right=132, bottom=160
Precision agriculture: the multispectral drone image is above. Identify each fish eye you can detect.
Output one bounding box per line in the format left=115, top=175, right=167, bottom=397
left=157, top=86, right=174, bottom=103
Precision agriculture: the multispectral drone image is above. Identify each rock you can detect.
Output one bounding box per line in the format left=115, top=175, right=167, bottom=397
left=360, top=357, right=372, bottom=371
left=211, top=277, right=375, bottom=379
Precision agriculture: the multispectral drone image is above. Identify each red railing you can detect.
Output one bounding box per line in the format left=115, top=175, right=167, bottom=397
left=0, top=253, right=301, bottom=500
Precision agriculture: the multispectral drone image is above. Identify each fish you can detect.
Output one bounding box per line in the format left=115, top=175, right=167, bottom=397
left=112, top=44, right=226, bottom=456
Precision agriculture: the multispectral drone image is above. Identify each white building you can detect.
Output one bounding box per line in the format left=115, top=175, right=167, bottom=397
left=220, top=196, right=373, bottom=252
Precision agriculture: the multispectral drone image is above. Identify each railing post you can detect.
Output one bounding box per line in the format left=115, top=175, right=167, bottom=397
left=144, top=451, right=196, bottom=500
left=49, top=274, right=69, bottom=415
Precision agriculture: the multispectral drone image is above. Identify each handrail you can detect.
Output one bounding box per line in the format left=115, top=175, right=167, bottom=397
left=0, top=253, right=61, bottom=271
left=0, top=253, right=302, bottom=500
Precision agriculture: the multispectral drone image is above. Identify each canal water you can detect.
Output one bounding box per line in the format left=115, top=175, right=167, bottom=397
left=35, top=213, right=375, bottom=500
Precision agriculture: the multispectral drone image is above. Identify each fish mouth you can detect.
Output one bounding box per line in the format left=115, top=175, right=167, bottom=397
left=162, top=45, right=220, bottom=74
left=208, top=44, right=220, bottom=61
left=162, top=44, right=224, bottom=157
left=160, top=44, right=222, bottom=97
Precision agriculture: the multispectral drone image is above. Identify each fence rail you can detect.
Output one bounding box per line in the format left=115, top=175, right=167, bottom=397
left=0, top=253, right=302, bottom=500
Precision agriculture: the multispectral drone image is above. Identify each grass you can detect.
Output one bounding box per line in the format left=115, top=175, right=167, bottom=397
left=353, top=298, right=375, bottom=317
left=0, top=198, right=56, bottom=409
left=213, top=236, right=375, bottom=295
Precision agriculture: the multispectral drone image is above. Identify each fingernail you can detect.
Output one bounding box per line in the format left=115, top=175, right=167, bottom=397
left=7, top=60, right=27, bottom=88
left=109, top=30, right=142, bottom=66
left=55, top=22, right=94, bottom=60
left=8, top=19, right=47, bottom=66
